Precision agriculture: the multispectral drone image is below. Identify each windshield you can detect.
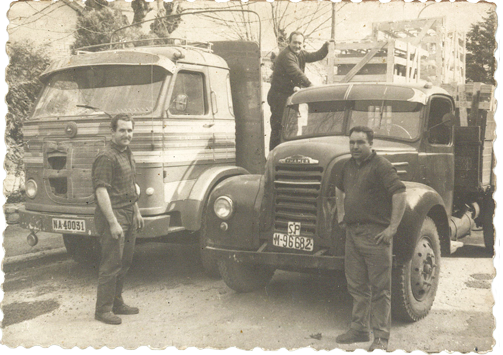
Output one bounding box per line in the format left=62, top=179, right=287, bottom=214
left=283, top=101, right=346, bottom=139
left=349, top=100, right=423, bottom=140
left=283, top=100, right=423, bottom=140
left=32, top=65, right=169, bottom=119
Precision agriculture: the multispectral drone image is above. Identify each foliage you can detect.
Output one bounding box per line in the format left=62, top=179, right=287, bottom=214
left=466, top=10, right=496, bottom=84
left=5, top=41, right=51, bottom=174
left=71, top=6, right=131, bottom=52
left=131, top=0, right=152, bottom=26
left=5, top=42, right=50, bottom=153
left=72, top=1, right=183, bottom=52
left=269, top=2, right=334, bottom=51
left=84, top=0, right=109, bottom=11
left=150, top=1, right=183, bottom=40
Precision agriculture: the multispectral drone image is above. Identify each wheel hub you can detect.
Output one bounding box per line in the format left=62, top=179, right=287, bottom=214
left=411, top=236, right=437, bottom=301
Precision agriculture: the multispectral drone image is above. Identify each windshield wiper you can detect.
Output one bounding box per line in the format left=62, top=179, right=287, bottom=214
left=76, top=104, right=112, bottom=118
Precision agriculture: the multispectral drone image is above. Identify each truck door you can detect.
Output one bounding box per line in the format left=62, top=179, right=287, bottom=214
left=421, top=95, right=455, bottom=215
left=164, top=69, right=213, bottom=203
left=208, top=68, right=236, bottom=168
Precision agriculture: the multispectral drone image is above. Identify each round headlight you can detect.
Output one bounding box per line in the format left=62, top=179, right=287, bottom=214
left=146, top=187, right=155, bottom=196
left=214, top=196, right=234, bottom=220
left=25, top=179, right=38, bottom=199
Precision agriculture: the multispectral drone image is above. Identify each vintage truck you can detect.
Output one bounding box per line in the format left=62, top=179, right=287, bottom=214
left=203, top=82, right=495, bottom=322
left=18, top=37, right=265, bottom=276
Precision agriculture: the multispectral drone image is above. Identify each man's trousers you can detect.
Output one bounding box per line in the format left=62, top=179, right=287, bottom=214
left=267, top=89, right=290, bottom=151
left=344, top=223, right=392, bottom=339
left=94, top=206, right=136, bottom=314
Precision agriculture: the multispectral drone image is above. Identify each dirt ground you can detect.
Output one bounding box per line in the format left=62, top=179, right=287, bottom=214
left=0, top=229, right=496, bottom=353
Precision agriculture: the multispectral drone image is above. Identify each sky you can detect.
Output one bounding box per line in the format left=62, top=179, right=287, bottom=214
left=5, top=1, right=496, bottom=54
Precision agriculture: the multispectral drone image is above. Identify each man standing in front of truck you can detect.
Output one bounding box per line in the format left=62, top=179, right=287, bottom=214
left=268, top=31, right=329, bottom=150
left=92, top=113, right=144, bottom=325
left=335, top=126, right=406, bottom=351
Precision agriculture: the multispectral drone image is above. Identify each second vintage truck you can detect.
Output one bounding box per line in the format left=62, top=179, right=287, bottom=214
left=203, top=82, right=495, bottom=322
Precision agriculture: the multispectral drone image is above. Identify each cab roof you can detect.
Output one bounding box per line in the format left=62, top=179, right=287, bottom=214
left=40, top=46, right=229, bottom=80
left=289, top=82, right=451, bottom=105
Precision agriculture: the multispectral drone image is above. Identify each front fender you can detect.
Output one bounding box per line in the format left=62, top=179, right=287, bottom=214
left=181, top=166, right=249, bottom=231
left=394, top=182, right=450, bottom=261
left=204, top=174, right=263, bottom=250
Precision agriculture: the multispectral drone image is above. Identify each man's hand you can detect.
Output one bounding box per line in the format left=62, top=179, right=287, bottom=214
left=110, top=221, right=124, bottom=240
left=374, top=227, right=396, bottom=246
left=133, top=210, right=144, bottom=231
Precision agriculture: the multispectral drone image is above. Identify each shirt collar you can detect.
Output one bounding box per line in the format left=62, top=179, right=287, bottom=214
left=110, top=140, right=129, bottom=153
left=351, top=150, right=376, bottom=166
left=287, top=46, right=300, bottom=56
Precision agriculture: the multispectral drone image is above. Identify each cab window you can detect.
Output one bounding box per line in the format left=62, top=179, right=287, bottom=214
left=169, top=71, right=207, bottom=116
left=427, top=97, right=453, bottom=145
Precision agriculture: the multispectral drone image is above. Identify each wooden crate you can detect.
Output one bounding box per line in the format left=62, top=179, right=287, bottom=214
left=371, top=17, right=466, bottom=86
left=332, top=39, right=428, bottom=83
left=455, top=83, right=496, bottom=126
left=453, top=83, right=496, bottom=189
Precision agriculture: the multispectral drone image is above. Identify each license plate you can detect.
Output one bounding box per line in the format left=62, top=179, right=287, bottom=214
left=273, top=233, right=314, bottom=251
left=52, top=218, right=86, bottom=233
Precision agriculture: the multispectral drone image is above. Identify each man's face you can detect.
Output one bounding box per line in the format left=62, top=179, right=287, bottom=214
left=289, top=34, right=304, bottom=54
left=111, top=119, right=134, bottom=150
left=349, top=131, right=373, bottom=163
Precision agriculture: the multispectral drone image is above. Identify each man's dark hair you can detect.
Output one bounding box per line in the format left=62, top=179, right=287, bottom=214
left=288, top=31, right=305, bottom=43
left=349, top=125, right=374, bottom=143
left=111, top=113, right=135, bottom=131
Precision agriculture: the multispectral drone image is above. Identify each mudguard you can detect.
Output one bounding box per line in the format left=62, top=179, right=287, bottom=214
left=394, top=182, right=450, bottom=261
left=204, top=174, right=263, bottom=250
left=181, top=166, right=249, bottom=231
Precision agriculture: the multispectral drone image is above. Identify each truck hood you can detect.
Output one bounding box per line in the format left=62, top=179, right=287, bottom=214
left=271, top=136, right=351, bottom=167
left=260, top=135, right=418, bottom=248
left=272, top=136, right=417, bottom=165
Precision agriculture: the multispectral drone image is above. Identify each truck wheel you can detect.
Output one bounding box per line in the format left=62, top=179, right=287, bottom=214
left=63, top=234, right=101, bottom=266
left=199, top=204, right=220, bottom=278
left=218, top=258, right=274, bottom=293
left=482, top=193, right=495, bottom=255
left=392, top=217, right=441, bottom=322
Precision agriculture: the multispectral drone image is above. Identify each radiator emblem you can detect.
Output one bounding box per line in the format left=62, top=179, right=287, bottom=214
left=279, top=155, right=319, bottom=165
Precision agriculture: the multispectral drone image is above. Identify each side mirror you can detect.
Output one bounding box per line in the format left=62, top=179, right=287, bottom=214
left=173, top=94, right=188, bottom=112
left=441, top=113, right=455, bottom=127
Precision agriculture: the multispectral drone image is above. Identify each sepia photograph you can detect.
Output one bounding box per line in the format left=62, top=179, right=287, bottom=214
left=0, top=0, right=500, bottom=353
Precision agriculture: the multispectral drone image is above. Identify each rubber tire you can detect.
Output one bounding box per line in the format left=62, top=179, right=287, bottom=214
left=218, top=257, right=275, bottom=293
left=392, top=217, right=441, bottom=322
left=199, top=205, right=221, bottom=278
left=63, top=234, right=101, bottom=266
left=482, top=193, right=495, bottom=255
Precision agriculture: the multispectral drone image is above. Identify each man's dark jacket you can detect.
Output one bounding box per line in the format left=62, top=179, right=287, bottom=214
left=270, top=43, right=329, bottom=95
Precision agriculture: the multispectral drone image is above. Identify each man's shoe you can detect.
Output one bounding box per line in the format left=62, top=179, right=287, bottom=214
left=113, top=304, right=139, bottom=315
left=369, top=337, right=388, bottom=351
left=335, top=329, right=370, bottom=344
left=95, top=312, right=122, bottom=325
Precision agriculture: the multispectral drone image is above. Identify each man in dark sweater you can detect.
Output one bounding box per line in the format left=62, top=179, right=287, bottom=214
left=268, top=31, right=329, bottom=150
left=335, top=126, right=406, bottom=351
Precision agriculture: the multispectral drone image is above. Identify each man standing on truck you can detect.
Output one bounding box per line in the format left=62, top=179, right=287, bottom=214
left=92, top=113, right=144, bottom=325
left=268, top=32, right=329, bottom=150
left=335, top=126, right=406, bottom=351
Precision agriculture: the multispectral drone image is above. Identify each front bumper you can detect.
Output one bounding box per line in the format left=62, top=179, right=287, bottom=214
left=19, top=206, right=172, bottom=239
left=206, top=246, right=345, bottom=271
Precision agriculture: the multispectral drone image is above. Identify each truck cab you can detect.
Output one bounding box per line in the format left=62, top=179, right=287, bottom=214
left=18, top=40, right=264, bottom=275
left=204, top=82, right=493, bottom=322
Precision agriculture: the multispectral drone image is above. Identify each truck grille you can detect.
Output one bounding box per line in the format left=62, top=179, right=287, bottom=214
left=273, top=165, right=323, bottom=236
left=44, top=139, right=106, bottom=202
